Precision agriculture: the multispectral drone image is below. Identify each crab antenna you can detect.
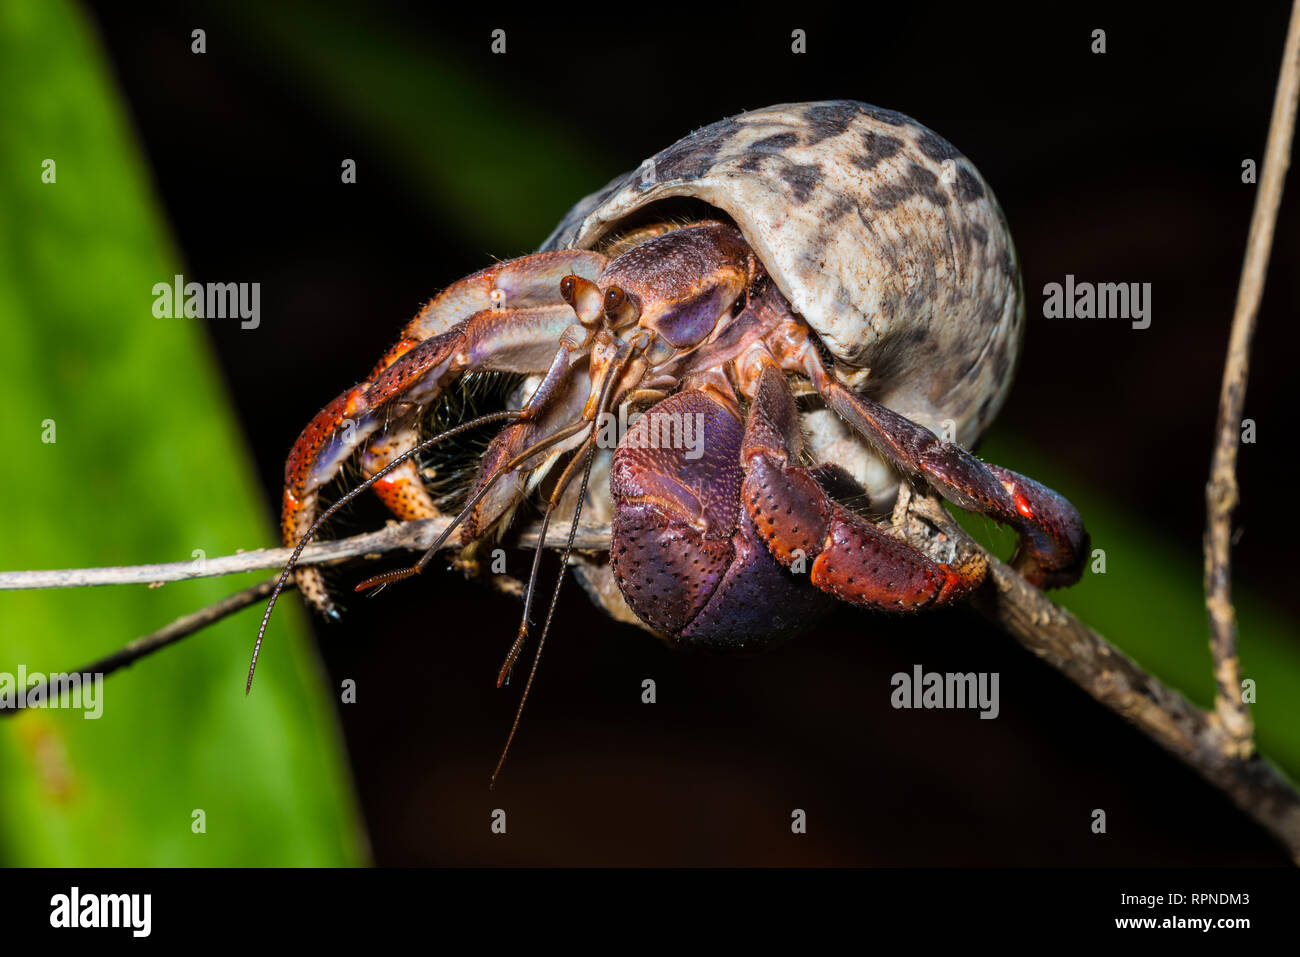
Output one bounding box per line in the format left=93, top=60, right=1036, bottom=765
left=498, top=433, right=595, bottom=688
left=499, top=489, right=558, bottom=688
left=490, top=338, right=645, bottom=785
left=351, top=417, right=592, bottom=594
left=491, top=435, right=597, bottom=789
left=247, top=409, right=523, bottom=695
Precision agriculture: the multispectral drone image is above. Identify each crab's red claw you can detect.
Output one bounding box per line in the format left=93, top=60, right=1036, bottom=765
left=282, top=383, right=371, bottom=616
left=742, top=366, right=987, bottom=611
left=808, top=360, right=1088, bottom=592
left=986, top=465, right=1090, bottom=589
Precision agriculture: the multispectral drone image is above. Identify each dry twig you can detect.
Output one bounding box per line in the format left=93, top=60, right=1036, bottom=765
left=0, top=517, right=605, bottom=715
left=1204, top=0, right=1300, bottom=754
left=0, top=517, right=609, bottom=591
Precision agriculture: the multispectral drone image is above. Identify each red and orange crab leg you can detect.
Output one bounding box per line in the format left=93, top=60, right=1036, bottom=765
left=739, top=365, right=989, bottom=610
left=282, top=249, right=605, bottom=615
left=738, top=302, right=1088, bottom=591
left=795, top=356, right=1088, bottom=589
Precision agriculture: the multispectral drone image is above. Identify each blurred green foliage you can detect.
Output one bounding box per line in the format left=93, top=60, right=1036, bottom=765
left=0, top=1, right=365, bottom=864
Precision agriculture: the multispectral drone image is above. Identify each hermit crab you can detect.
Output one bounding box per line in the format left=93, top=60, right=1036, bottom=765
left=253, top=101, right=1087, bottom=770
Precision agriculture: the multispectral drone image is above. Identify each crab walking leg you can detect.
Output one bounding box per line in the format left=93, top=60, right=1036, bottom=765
left=353, top=262, right=609, bottom=526
left=358, top=249, right=611, bottom=524
left=460, top=332, right=593, bottom=543
left=282, top=251, right=604, bottom=615
left=403, top=250, right=606, bottom=340
left=742, top=365, right=987, bottom=609
left=803, top=358, right=1089, bottom=589
left=360, top=421, right=441, bottom=520
left=355, top=332, right=644, bottom=595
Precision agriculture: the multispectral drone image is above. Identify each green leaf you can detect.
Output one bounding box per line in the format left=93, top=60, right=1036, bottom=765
left=0, top=0, right=366, bottom=865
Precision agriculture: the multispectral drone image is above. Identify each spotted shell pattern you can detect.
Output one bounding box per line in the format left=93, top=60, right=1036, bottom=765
left=541, top=100, right=1025, bottom=455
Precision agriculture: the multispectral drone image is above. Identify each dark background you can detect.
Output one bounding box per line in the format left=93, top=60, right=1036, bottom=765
left=84, top=1, right=1297, bottom=864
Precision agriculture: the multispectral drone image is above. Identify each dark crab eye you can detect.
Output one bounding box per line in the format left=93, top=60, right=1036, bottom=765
left=559, top=275, right=577, bottom=303
left=604, top=285, right=627, bottom=313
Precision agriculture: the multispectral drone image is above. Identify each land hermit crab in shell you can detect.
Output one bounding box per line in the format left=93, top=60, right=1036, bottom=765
left=252, top=101, right=1088, bottom=774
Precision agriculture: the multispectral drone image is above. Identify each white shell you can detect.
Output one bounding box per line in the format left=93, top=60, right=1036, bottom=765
left=543, top=102, right=1028, bottom=624
left=542, top=100, right=1025, bottom=453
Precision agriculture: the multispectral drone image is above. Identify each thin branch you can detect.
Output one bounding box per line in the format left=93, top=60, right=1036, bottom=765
left=0, top=517, right=606, bottom=717
left=896, top=488, right=1300, bottom=864
left=1205, top=0, right=1300, bottom=754
left=0, top=576, right=284, bottom=719
left=13, top=492, right=1299, bottom=860
left=0, top=516, right=610, bottom=591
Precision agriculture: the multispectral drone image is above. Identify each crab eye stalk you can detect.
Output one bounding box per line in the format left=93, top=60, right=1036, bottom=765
left=561, top=274, right=604, bottom=326
left=602, top=284, right=640, bottom=326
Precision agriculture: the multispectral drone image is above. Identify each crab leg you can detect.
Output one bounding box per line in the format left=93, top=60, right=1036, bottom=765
left=359, top=420, right=441, bottom=524
left=403, top=251, right=607, bottom=339
left=459, top=332, right=593, bottom=544
left=801, top=355, right=1088, bottom=589
left=359, top=250, right=609, bottom=523
left=742, top=365, right=988, bottom=609
left=282, top=250, right=605, bottom=615
left=460, top=326, right=651, bottom=545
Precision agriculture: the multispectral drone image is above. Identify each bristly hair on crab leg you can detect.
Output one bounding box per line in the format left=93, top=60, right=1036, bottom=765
left=350, top=323, right=596, bottom=596
left=349, top=416, right=591, bottom=594
left=249, top=409, right=525, bottom=694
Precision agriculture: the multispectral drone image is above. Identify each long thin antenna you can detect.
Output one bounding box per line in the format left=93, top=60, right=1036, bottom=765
left=491, top=436, right=598, bottom=789
left=498, top=434, right=596, bottom=687
left=486, top=336, right=645, bottom=784
left=248, top=409, right=521, bottom=694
